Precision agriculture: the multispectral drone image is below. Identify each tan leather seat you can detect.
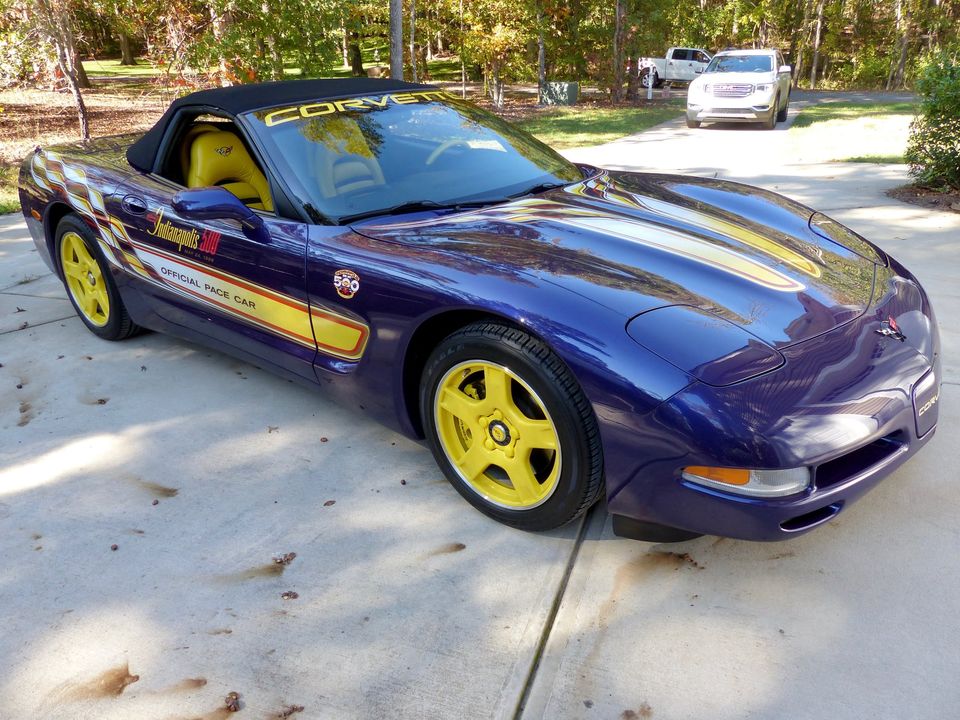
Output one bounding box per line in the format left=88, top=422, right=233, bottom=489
left=179, top=123, right=218, bottom=180
left=187, top=130, right=274, bottom=212
left=319, top=153, right=385, bottom=198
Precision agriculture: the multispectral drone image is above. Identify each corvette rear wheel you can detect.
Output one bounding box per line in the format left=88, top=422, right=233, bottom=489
left=57, top=215, right=139, bottom=340
left=421, top=322, right=603, bottom=531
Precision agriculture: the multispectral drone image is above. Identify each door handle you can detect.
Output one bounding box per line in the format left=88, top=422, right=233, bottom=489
left=121, top=195, right=147, bottom=215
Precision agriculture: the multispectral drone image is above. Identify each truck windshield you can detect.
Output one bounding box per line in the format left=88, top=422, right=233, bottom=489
left=705, top=55, right=773, bottom=73
left=244, top=91, right=582, bottom=224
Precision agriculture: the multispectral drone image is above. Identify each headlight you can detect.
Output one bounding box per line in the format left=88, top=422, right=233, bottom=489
left=754, top=83, right=773, bottom=93
left=682, top=466, right=811, bottom=497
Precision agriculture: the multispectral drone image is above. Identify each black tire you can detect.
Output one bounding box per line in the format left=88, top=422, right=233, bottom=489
left=686, top=116, right=701, bottom=129
left=776, top=93, right=789, bottom=122
left=421, top=321, right=604, bottom=532
left=56, top=214, right=140, bottom=341
left=762, top=99, right=778, bottom=130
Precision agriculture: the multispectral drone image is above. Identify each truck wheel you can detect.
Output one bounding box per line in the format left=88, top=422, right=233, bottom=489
left=762, top=97, right=778, bottom=130
left=686, top=116, right=701, bottom=129
left=640, top=69, right=657, bottom=89
left=776, top=93, right=789, bottom=122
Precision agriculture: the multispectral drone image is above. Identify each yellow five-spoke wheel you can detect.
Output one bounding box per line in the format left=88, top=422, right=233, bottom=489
left=56, top=215, right=139, bottom=341
left=422, top=322, right=603, bottom=531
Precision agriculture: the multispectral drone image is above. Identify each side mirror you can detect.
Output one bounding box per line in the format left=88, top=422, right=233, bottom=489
left=172, top=186, right=269, bottom=243
left=779, top=65, right=792, bottom=74
left=694, top=67, right=703, bottom=73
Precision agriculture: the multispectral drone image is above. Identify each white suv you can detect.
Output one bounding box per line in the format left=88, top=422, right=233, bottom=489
left=686, top=49, right=792, bottom=129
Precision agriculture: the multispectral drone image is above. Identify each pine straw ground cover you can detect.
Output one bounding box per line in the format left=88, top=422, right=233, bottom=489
left=0, top=84, right=170, bottom=214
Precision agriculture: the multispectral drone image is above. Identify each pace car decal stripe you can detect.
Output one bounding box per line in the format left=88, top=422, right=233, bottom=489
left=32, top=151, right=152, bottom=280
left=130, top=239, right=368, bottom=358
left=371, top=193, right=805, bottom=293
left=568, top=174, right=824, bottom=279
left=31, top=150, right=369, bottom=361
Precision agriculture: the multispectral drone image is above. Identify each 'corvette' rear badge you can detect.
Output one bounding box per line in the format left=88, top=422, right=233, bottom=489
left=334, top=269, right=360, bottom=299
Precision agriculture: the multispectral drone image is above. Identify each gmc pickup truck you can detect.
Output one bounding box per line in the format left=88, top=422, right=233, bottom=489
left=639, top=47, right=712, bottom=88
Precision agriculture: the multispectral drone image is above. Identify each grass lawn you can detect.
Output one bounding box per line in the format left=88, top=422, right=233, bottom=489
left=82, top=57, right=166, bottom=77
left=842, top=153, right=906, bottom=163
left=0, top=164, right=18, bottom=215
left=516, top=101, right=685, bottom=149
left=790, top=101, right=916, bottom=129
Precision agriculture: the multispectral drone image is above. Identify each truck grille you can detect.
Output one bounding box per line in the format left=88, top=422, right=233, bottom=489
left=709, top=83, right=753, bottom=97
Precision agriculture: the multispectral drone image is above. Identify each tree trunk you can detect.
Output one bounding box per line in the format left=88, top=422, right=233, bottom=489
left=409, top=0, right=417, bottom=82
left=210, top=5, right=233, bottom=85
left=612, top=0, right=625, bottom=102
left=886, top=0, right=909, bottom=90
left=389, top=0, right=403, bottom=79
left=341, top=15, right=349, bottom=67
left=36, top=0, right=89, bottom=139
left=626, top=55, right=638, bottom=101
left=793, top=0, right=812, bottom=87
left=537, top=7, right=547, bottom=105
left=118, top=32, right=136, bottom=65
left=490, top=60, right=504, bottom=108
left=65, top=26, right=91, bottom=89
left=809, top=0, right=824, bottom=88
left=459, top=0, right=466, bottom=98
left=349, top=43, right=364, bottom=76
left=262, top=0, right=283, bottom=80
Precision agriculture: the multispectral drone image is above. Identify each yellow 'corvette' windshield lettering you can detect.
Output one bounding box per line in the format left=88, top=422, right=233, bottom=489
left=262, top=91, right=449, bottom=127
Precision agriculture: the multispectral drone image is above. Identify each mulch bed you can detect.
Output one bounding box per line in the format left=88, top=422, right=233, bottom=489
left=887, top=184, right=960, bottom=214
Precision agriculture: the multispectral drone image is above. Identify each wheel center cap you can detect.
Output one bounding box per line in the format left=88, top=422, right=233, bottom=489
left=488, top=420, right=511, bottom=446
left=87, top=272, right=96, bottom=286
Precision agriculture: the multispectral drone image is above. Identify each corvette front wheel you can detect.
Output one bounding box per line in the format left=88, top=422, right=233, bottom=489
left=421, top=322, right=603, bottom=531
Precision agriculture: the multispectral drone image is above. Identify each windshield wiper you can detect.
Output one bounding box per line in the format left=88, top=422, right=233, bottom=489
left=341, top=199, right=493, bottom=225
left=507, top=181, right=566, bottom=199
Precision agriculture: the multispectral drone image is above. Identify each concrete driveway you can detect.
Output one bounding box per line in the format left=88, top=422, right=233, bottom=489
left=2, top=101, right=958, bottom=719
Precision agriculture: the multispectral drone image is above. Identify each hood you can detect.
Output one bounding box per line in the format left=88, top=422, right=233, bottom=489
left=353, top=171, right=878, bottom=349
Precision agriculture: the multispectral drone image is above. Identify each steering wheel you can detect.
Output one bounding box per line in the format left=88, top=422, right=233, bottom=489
left=426, top=139, right=471, bottom=166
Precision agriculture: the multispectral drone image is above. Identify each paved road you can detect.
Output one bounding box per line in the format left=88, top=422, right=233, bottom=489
left=1, top=99, right=957, bottom=720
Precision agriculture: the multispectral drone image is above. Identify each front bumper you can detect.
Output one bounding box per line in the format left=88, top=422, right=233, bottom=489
left=687, top=104, right=775, bottom=123
left=606, top=262, right=942, bottom=541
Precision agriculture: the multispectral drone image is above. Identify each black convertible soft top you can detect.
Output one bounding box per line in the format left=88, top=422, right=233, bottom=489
left=126, top=78, right=434, bottom=172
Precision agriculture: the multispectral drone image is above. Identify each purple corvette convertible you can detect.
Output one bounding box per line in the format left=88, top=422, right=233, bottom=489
left=19, top=78, right=940, bottom=541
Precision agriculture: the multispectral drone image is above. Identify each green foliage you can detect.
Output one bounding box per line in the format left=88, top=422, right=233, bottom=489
left=841, top=154, right=905, bottom=163
left=826, top=47, right=893, bottom=90
left=0, top=163, right=19, bottom=214
left=905, top=47, right=960, bottom=189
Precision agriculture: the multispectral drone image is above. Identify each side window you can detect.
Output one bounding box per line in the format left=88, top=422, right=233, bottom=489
left=672, top=49, right=690, bottom=61
left=777, top=52, right=786, bottom=70
left=694, top=51, right=710, bottom=64
left=159, top=114, right=275, bottom=214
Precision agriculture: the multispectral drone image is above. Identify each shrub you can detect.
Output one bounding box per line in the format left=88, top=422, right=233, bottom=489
left=905, top=48, right=960, bottom=190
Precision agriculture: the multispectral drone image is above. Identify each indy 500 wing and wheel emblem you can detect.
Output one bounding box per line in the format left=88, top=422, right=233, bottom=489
left=19, top=78, right=941, bottom=542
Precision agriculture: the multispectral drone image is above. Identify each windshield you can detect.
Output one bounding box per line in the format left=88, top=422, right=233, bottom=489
left=244, top=91, right=583, bottom=223
left=705, top=55, right=773, bottom=73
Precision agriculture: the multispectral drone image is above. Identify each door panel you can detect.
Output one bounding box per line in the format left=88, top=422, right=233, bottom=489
left=112, top=172, right=318, bottom=380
